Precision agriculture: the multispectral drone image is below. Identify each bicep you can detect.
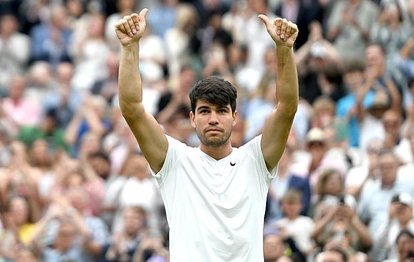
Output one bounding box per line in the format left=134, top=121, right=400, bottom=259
left=261, top=106, right=295, bottom=170
left=123, top=105, right=168, bottom=173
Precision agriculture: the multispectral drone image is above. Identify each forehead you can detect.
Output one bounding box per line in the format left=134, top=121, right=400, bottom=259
left=195, top=99, right=230, bottom=109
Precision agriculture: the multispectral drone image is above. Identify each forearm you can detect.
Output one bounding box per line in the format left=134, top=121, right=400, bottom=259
left=276, top=46, right=298, bottom=115
left=350, top=216, right=372, bottom=248
left=119, top=43, right=144, bottom=119
left=399, top=36, right=414, bottom=59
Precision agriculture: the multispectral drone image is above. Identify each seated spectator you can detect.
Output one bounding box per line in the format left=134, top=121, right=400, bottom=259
left=17, top=108, right=68, bottom=152
left=326, top=0, right=379, bottom=66
left=267, top=145, right=311, bottom=221
left=312, top=168, right=345, bottom=219
left=100, top=206, right=148, bottom=262
left=345, top=138, right=383, bottom=198
left=269, top=190, right=315, bottom=256
left=314, top=246, right=348, bottom=262
left=0, top=13, right=30, bottom=91
left=335, top=61, right=366, bottom=148
left=358, top=149, right=414, bottom=236
left=113, top=153, right=163, bottom=237
left=383, top=229, right=414, bottom=262
left=371, top=193, right=414, bottom=261
left=29, top=4, right=72, bottom=68
left=51, top=157, right=104, bottom=216
left=1, top=75, right=42, bottom=135
left=32, top=188, right=109, bottom=261
left=311, top=191, right=372, bottom=258
left=71, top=13, right=110, bottom=91
left=263, top=231, right=295, bottom=262
left=292, top=128, right=348, bottom=190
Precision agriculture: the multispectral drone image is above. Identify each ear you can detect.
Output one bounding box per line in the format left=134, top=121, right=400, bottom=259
left=189, top=111, right=196, bottom=128
left=232, top=111, right=238, bottom=126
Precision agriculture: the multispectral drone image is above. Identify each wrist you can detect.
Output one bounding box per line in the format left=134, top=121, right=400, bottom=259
left=121, top=42, right=139, bottom=50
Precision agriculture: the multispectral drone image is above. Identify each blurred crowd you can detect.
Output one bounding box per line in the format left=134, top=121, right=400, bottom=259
left=0, top=0, right=414, bottom=261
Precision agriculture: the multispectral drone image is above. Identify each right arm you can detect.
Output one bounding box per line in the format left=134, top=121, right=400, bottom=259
left=116, top=9, right=168, bottom=172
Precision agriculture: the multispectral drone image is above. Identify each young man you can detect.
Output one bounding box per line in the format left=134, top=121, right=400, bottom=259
left=115, top=8, right=299, bottom=261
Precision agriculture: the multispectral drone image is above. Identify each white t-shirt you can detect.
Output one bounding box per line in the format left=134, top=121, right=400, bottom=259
left=152, top=135, right=276, bottom=261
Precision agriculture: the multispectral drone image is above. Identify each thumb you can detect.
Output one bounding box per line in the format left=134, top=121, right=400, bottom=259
left=258, top=14, right=271, bottom=28
left=139, top=8, right=149, bottom=18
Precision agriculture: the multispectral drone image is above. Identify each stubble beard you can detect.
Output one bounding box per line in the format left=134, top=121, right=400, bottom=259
left=197, top=130, right=231, bottom=148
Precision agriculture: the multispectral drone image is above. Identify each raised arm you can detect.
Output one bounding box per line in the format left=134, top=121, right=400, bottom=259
left=115, top=9, right=168, bottom=172
left=258, top=16, right=299, bottom=171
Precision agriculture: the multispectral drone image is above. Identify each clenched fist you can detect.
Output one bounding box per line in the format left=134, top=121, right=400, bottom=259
left=115, top=8, right=148, bottom=47
left=258, top=15, right=298, bottom=48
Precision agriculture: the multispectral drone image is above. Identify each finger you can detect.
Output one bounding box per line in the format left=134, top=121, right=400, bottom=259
left=139, top=8, right=148, bottom=18
left=274, top=18, right=283, bottom=35
left=258, top=14, right=271, bottom=28
left=131, top=13, right=140, bottom=28
left=280, top=19, right=288, bottom=40
left=122, top=19, right=132, bottom=37
left=114, top=20, right=124, bottom=32
left=127, top=16, right=136, bottom=35
left=287, top=21, right=296, bottom=37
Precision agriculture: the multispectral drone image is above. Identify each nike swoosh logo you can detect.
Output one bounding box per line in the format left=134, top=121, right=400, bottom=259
left=230, top=162, right=236, bottom=166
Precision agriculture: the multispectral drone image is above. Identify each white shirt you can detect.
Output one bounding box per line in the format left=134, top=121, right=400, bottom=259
left=152, top=135, right=276, bottom=261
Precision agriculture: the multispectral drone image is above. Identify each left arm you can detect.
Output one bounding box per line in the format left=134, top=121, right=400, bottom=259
left=258, top=16, right=299, bottom=170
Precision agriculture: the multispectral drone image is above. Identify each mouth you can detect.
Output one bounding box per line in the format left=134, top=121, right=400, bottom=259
left=205, top=128, right=222, bottom=134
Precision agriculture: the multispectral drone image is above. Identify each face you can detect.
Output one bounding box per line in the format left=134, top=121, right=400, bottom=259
left=125, top=155, right=149, bottom=179
left=316, top=251, right=344, bottom=262
left=55, top=222, right=76, bottom=251
left=397, top=234, right=414, bottom=259
left=89, top=157, right=110, bottom=179
left=190, top=100, right=236, bottom=148
left=382, top=110, right=400, bottom=134
left=344, top=70, right=364, bottom=93
left=281, top=199, right=302, bottom=219
left=379, top=153, right=398, bottom=186
left=365, top=45, right=384, bottom=70
left=324, top=173, right=343, bottom=196
left=10, top=197, right=29, bottom=225
left=123, top=208, right=145, bottom=236
left=263, top=234, right=285, bottom=260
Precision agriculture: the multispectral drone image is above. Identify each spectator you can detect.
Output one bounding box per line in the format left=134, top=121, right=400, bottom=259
left=100, top=206, right=149, bottom=262
left=17, top=108, right=68, bottom=152
left=293, top=128, right=348, bottom=189
left=71, top=13, right=111, bottom=91
left=113, top=154, right=163, bottom=237
left=358, top=149, right=414, bottom=236
left=335, top=61, right=366, bottom=148
left=263, top=231, right=295, bottom=262
left=267, top=146, right=311, bottom=221
left=326, top=0, right=379, bottom=66
left=370, top=1, right=413, bottom=72
left=381, top=109, right=411, bottom=164
left=164, top=3, right=201, bottom=77
left=356, top=44, right=402, bottom=151
left=383, top=229, right=414, bottom=262
left=0, top=13, right=30, bottom=91
left=371, top=192, right=414, bottom=261
left=29, top=4, right=73, bottom=68
left=105, top=0, right=137, bottom=51
left=270, top=189, right=315, bottom=256
left=312, top=197, right=372, bottom=261
left=1, top=74, right=42, bottom=135
left=314, top=246, right=348, bottom=262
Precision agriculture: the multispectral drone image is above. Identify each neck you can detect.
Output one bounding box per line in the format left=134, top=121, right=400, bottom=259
left=199, top=143, right=233, bottom=160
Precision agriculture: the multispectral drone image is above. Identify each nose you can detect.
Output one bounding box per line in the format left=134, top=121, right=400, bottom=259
left=208, top=111, right=219, bottom=125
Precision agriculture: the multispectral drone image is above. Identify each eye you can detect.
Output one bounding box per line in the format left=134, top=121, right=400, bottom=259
left=199, top=109, right=209, bottom=114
